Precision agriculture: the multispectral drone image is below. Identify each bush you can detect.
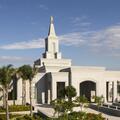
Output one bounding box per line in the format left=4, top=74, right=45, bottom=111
left=0, top=107, right=5, bottom=112
left=16, top=115, right=42, bottom=120
left=48, top=112, right=105, bottom=120
left=0, top=114, right=21, bottom=120
left=86, top=113, right=105, bottom=120
left=9, top=105, right=30, bottom=112
left=0, top=105, right=30, bottom=112
left=64, top=86, right=77, bottom=101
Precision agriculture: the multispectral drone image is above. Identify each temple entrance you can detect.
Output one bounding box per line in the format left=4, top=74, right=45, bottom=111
left=80, top=81, right=96, bottom=102
left=57, top=82, right=65, bottom=99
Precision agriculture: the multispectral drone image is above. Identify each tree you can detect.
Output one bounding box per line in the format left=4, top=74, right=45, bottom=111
left=62, top=101, right=74, bottom=114
left=51, top=99, right=74, bottom=117
left=11, top=68, right=19, bottom=105
left=0, top=64, right=15, bottom=120
left=64, top=86, right=77, bottom=101
left=74, top=96, right=89, bottom=111
left=93, top=95, right=104, bottom=112
left=51, top=99, right=64, bottom=117
left=18, top=65, right=37, bottom=117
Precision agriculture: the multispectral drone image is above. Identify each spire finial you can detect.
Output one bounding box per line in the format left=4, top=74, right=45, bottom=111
left=48, top=16, right=56, bottom=37
left=50, top=16, right=54, bottom=24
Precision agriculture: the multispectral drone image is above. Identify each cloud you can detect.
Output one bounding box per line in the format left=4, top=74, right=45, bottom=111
left=0, top=24, right=120, bottom=56
left=72, top=16, right=87, bottom=23
left=0, top=56, right=33, bottom=62
left=59, top=24, right=120, bottom=56
left=0, top=38, right=44, bottom=49
left=39, top=4, right=48, bottom=10
left=59, top=32, right=88, bottom=46
left=71, top=16, right=91, bottom=27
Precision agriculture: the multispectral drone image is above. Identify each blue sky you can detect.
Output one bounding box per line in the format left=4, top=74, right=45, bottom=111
left=0, top=0, right=120, bottom=70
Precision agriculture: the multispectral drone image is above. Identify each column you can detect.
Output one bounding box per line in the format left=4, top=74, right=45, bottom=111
left=108, top=81, right=113, bottom=102
left=102, top=81, right=107, bottom=103
left=52, top=80, right=56, bottom=100
left=47, top=89, right=51, bottom=104
left=17, top=78, right=22, bottom=104
left=42, top=92, right=45, bottom=104
left=117, top=81, right=120, bottom=101
left=31, top=83, right=36, bottom=105
left=113, top=81, right=117, bottom=102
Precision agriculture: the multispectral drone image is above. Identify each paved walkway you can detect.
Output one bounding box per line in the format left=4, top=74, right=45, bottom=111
left=0, top=111, right=30, bottom=115
left=35, top=104, right=120, bottom=120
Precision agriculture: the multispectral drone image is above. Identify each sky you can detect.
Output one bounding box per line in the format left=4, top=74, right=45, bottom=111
left=0, top=0, right=120, bottom=70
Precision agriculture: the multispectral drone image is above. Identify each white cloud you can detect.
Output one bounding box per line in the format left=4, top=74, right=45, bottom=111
left=60, top=24, right=120, bottom=56
left=0, top=56, right=33, bottom=62
left=39, top=4, right=48, bottom=10
left=71, top=16, right=91, bottom=27
left=0, top=38, right=44, bottom=49
left=72, top=16, right=87, bottom=23
left=59, top=32, right=88, bottom=46
left=0, top=24, right=120, bottom=56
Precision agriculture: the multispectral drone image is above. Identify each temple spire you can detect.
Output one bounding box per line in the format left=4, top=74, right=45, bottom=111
left=48, top=16, right=56, bottom=37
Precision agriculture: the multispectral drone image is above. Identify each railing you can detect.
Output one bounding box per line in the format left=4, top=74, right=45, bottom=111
left=102, top=103, right=120, bottom=111
left=90, top=103, right=120, bottom=117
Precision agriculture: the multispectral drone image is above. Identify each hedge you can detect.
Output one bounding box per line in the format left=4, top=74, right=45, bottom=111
left=48, top=112, right=105, bottom=120
left=0, top=105, right=30, bottom=112
left=0, top=114, right=21, bottom=120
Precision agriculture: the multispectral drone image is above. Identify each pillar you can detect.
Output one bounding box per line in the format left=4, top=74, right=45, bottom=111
left=52, top=80, right=56, bottom=100
left=42, top=92, right=45, bottom=104
left=108, top=81, right=113, bottom=102
left=117, top=81, right=120, bottom=101
left=17, top=78, right=22, bottom=104
left=113, top=81, right=117, bottom=102
left=47, top=89, right=51, bottom=104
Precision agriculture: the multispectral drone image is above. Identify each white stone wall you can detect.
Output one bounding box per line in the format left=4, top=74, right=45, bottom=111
left=71, top=66, right=107, bottom=102
left=51, top=72, right=69, bottom=100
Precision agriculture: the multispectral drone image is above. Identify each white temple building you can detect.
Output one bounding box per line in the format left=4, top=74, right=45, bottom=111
left=0, top=16, right=120, bottom=105
left=32, top=16, right=120, bottom=104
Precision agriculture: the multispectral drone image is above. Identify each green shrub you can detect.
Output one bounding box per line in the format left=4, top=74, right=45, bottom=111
left=0, top=107, right=5, bottom=112
left=9, top=105, right=30, bottom=112
left=16, top=115, right=42, bottom=120
left=0, top=105, right=30, bottom=112
left=48, top=112, right=105, bottom=120
left=0, top=114, right=21, bottom=120
left=86, top=113, right=105, bottom=120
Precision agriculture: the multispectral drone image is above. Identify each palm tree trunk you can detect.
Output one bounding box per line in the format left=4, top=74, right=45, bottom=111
left=5, top=87, right=9, bottom=120
left=29, top=80, right=33, bottom=117
left=13, top=78, right=16, bottom=105
left=22, top=80, right=26, bottom=105
left=3, top=88, right=6, bottom=109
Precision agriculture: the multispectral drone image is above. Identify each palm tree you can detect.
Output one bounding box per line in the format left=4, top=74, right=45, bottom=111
left=11, top=68, right=19, bottom=105
left=18, top=65, right=37, bottom=117
left=18, top=65, right=28, bottom=106
left=0, top=64, right=15, bottom=120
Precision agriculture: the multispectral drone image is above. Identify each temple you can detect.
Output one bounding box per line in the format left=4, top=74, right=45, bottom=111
left=33, top=16, right=120, bottom=104
left=0, top=16, right=120, bottom=105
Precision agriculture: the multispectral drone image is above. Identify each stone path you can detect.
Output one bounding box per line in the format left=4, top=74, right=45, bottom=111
left=0, top=111, right=30, bottom=115
left=35, top=104, right=120, bottom=120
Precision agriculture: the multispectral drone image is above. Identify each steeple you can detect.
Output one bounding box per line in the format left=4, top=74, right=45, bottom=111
left=48, top=16, right=56, bottom=37
left=42, top=16, right=62, bottom=59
